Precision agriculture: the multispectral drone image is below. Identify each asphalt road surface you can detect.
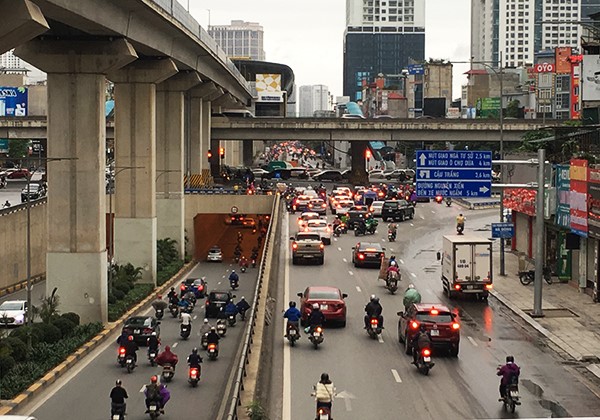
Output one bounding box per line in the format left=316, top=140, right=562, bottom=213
left=272, top=201, right=600, bottom=420
left=10, top=260, right=260, bottom=419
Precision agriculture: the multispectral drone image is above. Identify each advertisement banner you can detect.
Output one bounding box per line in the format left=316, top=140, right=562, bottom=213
left=503, top=188, right=536, bottom=217
left=408, top=64, right=424, bottom=75
left=255, top=74, right=282, bottom=92
left=555, top=47, right=572, bottom=74
left=582, top=55, right=600, bottom=101
left=0, top=139, right=8, bottom=153
left=570, top=159, right=588, bottom=237
left=588, top=168, right=600, bottom=238
left=571, top=63, right=581, bottom=119
left=555, top=164, right=570, bottom=228
left=0, top=86, right=28, bottom=116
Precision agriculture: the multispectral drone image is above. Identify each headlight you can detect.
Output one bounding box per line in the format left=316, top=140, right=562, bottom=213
left=15, top=314, right=25, bottom=322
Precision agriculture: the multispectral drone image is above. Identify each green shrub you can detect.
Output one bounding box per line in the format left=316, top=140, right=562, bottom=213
left=3, top=337, right=28, bottom=362
left=108, top=284, right=154, bottom=322
left=114, top=281, right=131, bottom=294
left=0, top=353, right=16, bottom=375
left=51, top=317, right=77, bottom=337
left=33, top=322, right=62, bottom=344
left=61, top=312, right=80, bottom=326
left=112, top=289, right=126, bottom=300
left=108, top=294, right=117, bottom=304
left=10, top=326, right=41, bottom=347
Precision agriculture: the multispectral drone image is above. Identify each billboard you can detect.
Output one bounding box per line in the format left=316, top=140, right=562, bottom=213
left=582, top=55, right=600, bottom=101
left=408, top=64, right=424, bottom=75
left=256, top=73, right=283, bottom=103
left=0, top=86, right=28, bottom=117
left=503, top=188, right=536, bottom=217
left=555, top=47, right=572, bottom=74
left=0, top=139, right=8, bottom=153
left=555, top=164, right=570, bottom=228
left=570, top=159, right=588, bottom=237
left=589, top=168, right=600, bottom=238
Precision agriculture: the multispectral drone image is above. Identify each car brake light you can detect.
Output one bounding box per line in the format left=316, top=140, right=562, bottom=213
left=309, top=204, right=313, bottom=208
left=370, top=318, right=378, bottom=325
left=430, top=308, right=439, bottom=315
left=358, top=253, right=365, bottom=260
left=304, top=227, right=309, bottom=232
left=316, top=326, right=322, bottom=333
left=454, top=284, right=461, bottom=290
left=208, top=344, right=216, bottom=350
left=485, top=284, right=493, bottom=290
left=319, top=243, right=325, bottom=249
left=410, top=321, right=419, bottom=329
left=369, top=206, right=374, bottom=212
left=452, top=322, right=460, bottom=330
left=422, top=348, right=431, bottom=356
left=292, top=243, right=298, bottom=250
left=322, top=204, right=326, bottom=208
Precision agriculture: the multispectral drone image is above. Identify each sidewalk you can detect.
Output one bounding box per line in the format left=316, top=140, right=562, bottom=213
left=490, top=251, right=600, bottom=380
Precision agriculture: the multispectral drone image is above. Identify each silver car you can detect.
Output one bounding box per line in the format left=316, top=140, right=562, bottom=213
left=0, top=300, right=27, bottom=326
left=305, top=219, right=333, bottom=245
left=207, top=246, right=223, bottom=262
left=369, top=201, right=385, bottom=217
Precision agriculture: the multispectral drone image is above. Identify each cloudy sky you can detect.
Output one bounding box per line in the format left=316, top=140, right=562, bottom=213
left=184, top=0, right=471, bottom=99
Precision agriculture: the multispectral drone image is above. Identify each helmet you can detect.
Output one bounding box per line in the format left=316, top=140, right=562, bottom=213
left=320, top=372, right=330, bottom=382
left=150, top=375, right=158, bottom=383
left=370, top=294, right=376, bottom=302
left=390, top=261, right=396, bottom=266
left=151, top=331, right=157, bottom=336
left=289, top=301, right=296, bottom=307
left=203, top=318, right=209, bottom=324
left=241, top=296, right=245, bottom=300
left=407, top=283, right=415, bottom=289
left=420, top=324, right=427, bottom=332
left=115, top=379, right=122, bottom=386
left=192, top=348, right=198, bottom=354
left=211, top=327, right=216, bottom=331
left=312, top=303, right=319, bottom=310
left=373, top=297, right=380, bottom=304
left=506, top=355, right=515, bottom=363
left=390, top=255, right=396, bottom=260
left=170, top=287, right=175, bottom=291
left=231, top=270, right=236, bottom=273
left=128, top=335, right=134, bottom=341
left=165, top=345, right=170, bottom=351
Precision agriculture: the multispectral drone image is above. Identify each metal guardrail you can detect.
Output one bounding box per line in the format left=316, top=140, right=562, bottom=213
left=185, top=188, right=276, bottom=195
left=0, top=197, right=46, bottom=216
left=225, top=194, right=280, bottom=419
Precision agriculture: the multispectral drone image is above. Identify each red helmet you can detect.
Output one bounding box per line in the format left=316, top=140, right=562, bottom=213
left=150, top=375, right=158, bottom=383
left=128, top=335, right=134, bottom=341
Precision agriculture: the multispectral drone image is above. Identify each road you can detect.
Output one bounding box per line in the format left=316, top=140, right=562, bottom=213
left=0, top=175, right=44, bottom=208
left=10, top=260, right=260, bottom=419
left=273, top=201, right=600, bottom=419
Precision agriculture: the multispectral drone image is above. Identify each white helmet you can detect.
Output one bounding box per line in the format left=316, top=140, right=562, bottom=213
left=407, top=283, right=415, bottom=289
left=390, top=261, right=397, bottom=266
left=312, top=303, right=319, bottom=310
left=203, top=318, right=209, bottom=324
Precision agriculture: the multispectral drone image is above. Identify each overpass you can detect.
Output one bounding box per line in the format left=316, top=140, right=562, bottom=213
left=0, top=116, right=551, bottom=142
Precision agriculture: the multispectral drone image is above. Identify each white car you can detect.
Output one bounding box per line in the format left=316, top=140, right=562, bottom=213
left=305, top=219, right=333, bottom=245
left=334, top=199, right=354, bottom=215
left=297, top=212, right=322, bottom=230
left=0, top=300, right=27, bottom=326
left=369, top=201, right=385, bottom=217
left=207, top=246, right=223, bottom=262
left=368, top=170, right=388, bottom=183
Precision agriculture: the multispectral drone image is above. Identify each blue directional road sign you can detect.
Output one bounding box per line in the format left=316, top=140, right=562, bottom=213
left=415, top=150, right=492, bottom=198
left=492, top=222, right=514, bottom=238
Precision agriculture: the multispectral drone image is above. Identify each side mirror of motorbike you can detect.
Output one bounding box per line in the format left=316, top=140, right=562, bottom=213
left=297, top=292, right=303, bottom=298
left=436, top=251, right=441, bottom=261
left=342, top=293, right=348, bottom=299
left=351, top=247, right=355, bottom=250
left=382, top=247, right=386, bottom=251
left=289, top=236, right=295, bottom=241
left=397, top=311, right=404, bottom=317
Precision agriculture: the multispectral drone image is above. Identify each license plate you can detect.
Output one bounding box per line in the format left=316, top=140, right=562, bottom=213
left=313, top=332, right=320, bottom=337
left=216, top=303, right=223, bottom=307
left=306, top=245, right=312, bottom=247
left=149, top=405, right=157, bottom=411
left=510, top=391, right=519, bottom=397
left=431, top=330, right=439, bottom=336
left=320, top=304, right=328, bottom=310
left=424, top=356, right=431, bottom=362
left=134, top=329, right=140, bottom=334
left=466, top=285, right=474, bottom=290
left=112, top=416, right=120, bottom=420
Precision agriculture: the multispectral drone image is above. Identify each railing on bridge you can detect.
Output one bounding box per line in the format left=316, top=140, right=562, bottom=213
left=149, top=0, right=250, bottom=92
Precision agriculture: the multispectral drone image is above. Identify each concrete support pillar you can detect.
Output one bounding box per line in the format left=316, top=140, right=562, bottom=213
left=201, top=100, right=212, bottom=179
left=243, top=140, right=254, bottom=167
left=156, top=72, right=201, bottom=258
left=14, top=39, right=137, bottom=323
left=349, top=140, right=369, bottom=184
left=110, top=59, right=178, bottom=284
left=0, top=0, right=49, bottom=54
left=579, top=237, right=588, bottom=290
left=188, top=82, right=219, bottom=187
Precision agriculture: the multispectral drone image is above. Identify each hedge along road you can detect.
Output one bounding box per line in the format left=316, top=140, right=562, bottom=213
left=10, top=258, right=262, bottom=419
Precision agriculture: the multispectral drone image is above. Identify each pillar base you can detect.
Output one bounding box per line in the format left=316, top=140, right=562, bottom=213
left=47, top=252, right=108, bottom=324
left=157, top=196, right=185, bottom=258
left=114, top=217, right=157, bottom=285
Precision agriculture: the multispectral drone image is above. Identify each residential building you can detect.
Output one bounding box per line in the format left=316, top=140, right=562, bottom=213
left=343, top=0, right=425, bottom=101
left=299, top=85, right=330, bottom=117
left=209, top=20, right=266, bottom=61
left=0, top=50, right=45, bottom=83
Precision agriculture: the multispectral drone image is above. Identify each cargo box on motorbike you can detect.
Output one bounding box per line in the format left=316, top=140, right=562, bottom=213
left=440, top=235, right=492, bottom=300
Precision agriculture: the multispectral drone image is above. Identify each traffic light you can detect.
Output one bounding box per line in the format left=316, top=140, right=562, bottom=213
left=207, top=149, right=213, bottom=162
left=219, top=147, right=225, bottom=159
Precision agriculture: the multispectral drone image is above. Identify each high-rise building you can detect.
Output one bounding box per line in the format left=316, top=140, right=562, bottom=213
left=0, top=50, right=45, bottom=83
left=343, top=0, right=425, bottom=101
left=471, top=0, right=600, bottom=68
left=299, top=85, right=330, bottom=117
left=208, top=20, right=265, bottom=61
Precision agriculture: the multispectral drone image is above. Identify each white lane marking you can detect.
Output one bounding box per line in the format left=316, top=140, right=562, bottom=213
left=218, top=281, right=222, bottom=285
left=410, top=223, right=414, bottom=227
left=391, top=369, right=402, bottom=383
left=377, top=335, right=384, bottom=344
left=389, top=248, right=395, bottom=252
left=420, top=216, right=425, bottom=220
left=399, top=259, right=405, bottom=265
left=139, top=384, right=148, bottom=393
left=467, top=336, right=478, bottom=347
left=200, top=305, right=205, bottom=309
left=283, top=211, right=292, bottom=420
left=338, top=247, right=342, bottom=251
left=382, top=239, right=386, bottom=242
left=193, top=315, right=197, bottom=320
left=426, top=289, right=433, bottom=295
left=172, top=342, right=178, bottom=348
left=410, top=272, right=417, bottom=278
left=348, top=271, right=354, bottom=276
left=356, top=286, right=362, bottom=292
left=342, top=258, right=348, bottom=263
left=222, top=275, right=226, bottom=278
left=431, top=210, right=436, bottom=214
left=334, top=238, right=338, bottom=242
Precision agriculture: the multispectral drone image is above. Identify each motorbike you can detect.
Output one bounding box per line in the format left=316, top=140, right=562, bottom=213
left=251, top=258, right=257, bottom=268
left=201, top=333, right=209, bottom=350
left=519, top=266, right=552, bottom=285
left=435, top=195, right=443, bottom=204
left=148, top=349, right=158, bottom=366
left=180, top=323, right=191, bottom=340
left=308, top=326, right=324, bottom=349
left=312, top=385, right=333, bottom=420
left=230, top=278, right=239, bottom=291
left=456, top=224, right=464, bottom=235
left=155, top=308, right=164, bottom=320
left=415, top=348, right=434, bottom=375
left=146, top=401, right=161, bottom=419
left=110, top=402, right=126, bottom=420
left=207, top=343, right=219, bottom=360
left=366, top=317, right=382, bottom=339
left=388, top=229, right=396, bottom=242
left=286, top=322, right=301, bottom=347
left=216, top=319, right=227, bottom=337
left=227, top=313, right=237, bottom=327
left=125, top=354, right=136, bottom=373
left=445, top=197, right=452, bottom=207
left=386, top=272, right=400, bottom=294
left=501, top=381, right=521, bottom=413
left=117, top=346, right=127, bottom=367
left=240, top=265, right=247, bottom=273
left=161, top=364, right=175, bottom=382
left=168, top=303, right=178, bottom=318
left=355, top=220, right=378, bottom=237
left=239, top=308, right=247, bottom=321
left=188, top=366, right=201, bottom=387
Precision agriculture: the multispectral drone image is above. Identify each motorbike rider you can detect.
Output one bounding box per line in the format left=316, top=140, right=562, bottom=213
left=236, top=297, right=251, bottom=317
left=411, top=324, right=433, bottom=365
left=313, top=373, right=336, bottom=414
left=151, top=294, right=168, bottom=313
left=206, top=326, right=221, bottom=345
left=283, top=301, right=302, bottom=337
left=155, top=345, right=179, bottom=371
left=388, top=222, right=397, bottom=237
left=109, top=379, right=128, bottom=417
left=497, top=355, right=521, bottom=401
left=3, top=200, right=10, bottom=208
left=116, top=330, right=129, bottom=346
left=456, top=213, right=466, bottom=233
left=239, top=255, right=249, bottom=269
left=229, top=270, right=240, bottom=286
left=308, top=303, right=326, bottom=333
left=403, top=283, right=422, bottom=311
left=199, top=318, right=213, bottom=337
left=364, top=295, right=384, bottom=329
left=144, top=375, right=168, bottom=414
left=187, top=347, right=203, bottom=369
left=223, top=300, right=238, bottom=319
left=123, top=335, right=139, bottom=364
left=167, top=287, right=177, bottom=302
left=177, top=296, right=191, bottom=312
left=180, top=310, right=192, bottom=333
left=387, top=260, right=399, bottom=278
left=147, top=331, right=160, bottom=354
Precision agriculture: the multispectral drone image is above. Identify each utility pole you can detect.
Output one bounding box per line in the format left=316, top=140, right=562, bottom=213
left=532, top=148, right=546, bottom=317
left=499, top=51, right=506, bottom=276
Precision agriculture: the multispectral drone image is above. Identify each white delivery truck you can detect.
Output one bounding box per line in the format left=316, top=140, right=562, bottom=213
left=439, top=235, right=493, bottom=300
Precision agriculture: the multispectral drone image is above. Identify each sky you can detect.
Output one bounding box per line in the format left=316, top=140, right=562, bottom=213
left=184, top=0, right=471, bottom=99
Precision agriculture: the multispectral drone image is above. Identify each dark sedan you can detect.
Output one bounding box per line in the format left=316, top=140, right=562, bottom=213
left=352, top=242, right=385, bottom=268
left=205, top=290, right=235, bottom=318
left=180, top=277, right=207, bottom=298
left=121, top=316, right=160, bottom=345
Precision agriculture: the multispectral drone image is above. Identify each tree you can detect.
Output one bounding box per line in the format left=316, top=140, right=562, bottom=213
left=505, top=100, right=520, bottom=118
left=8, top=139, right=30, bottom=162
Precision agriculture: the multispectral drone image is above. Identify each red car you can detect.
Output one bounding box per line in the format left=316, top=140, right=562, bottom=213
left=397, top=303, right=460, bottom=357
left=297, top=286, right=348, bottom=327
left=7, top=169, right=30, bottom=179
